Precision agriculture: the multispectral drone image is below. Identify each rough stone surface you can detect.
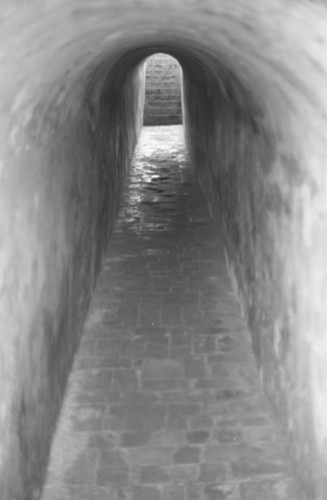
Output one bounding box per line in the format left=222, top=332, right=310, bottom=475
left=41, top=127, right=302, bottom=500
left=1, top=3, right=327, bottom=499
left=144, top=53, right=182, bottom=126
left=182, top=22, right=327, bottom=500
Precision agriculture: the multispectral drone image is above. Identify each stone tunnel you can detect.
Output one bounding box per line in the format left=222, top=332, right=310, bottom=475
left=1, top=1, right=327, bottom=499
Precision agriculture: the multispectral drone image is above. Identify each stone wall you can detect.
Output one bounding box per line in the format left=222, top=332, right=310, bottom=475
left=0, top=45, right=145, bottom=498
left=1, top=1, right=327, bottom=499
left=144, top=53, right=182, bottom=126
left=182, top=45, right=327, bottom=499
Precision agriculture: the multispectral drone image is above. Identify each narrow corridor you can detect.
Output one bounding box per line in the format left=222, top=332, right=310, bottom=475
left=41, top=126, right=300, bottom=500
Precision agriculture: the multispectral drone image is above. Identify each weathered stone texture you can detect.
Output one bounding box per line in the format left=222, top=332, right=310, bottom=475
left=144, top=54, right=182, bottom=126
left=1, top=2, right=327, bottom=500
left=40, top=126, right=301, bottom=500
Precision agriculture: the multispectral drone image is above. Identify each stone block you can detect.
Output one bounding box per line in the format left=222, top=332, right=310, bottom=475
left=172, top=446, right=201, bottom=464
left=186, top=430, right=210, bottom=444
left=197, top=463, right=228, bottom=483
left=162, top=484, right=186, bottom=500
left=141, top=359, right=184, bottom=379
left=139, top=465, right=170, bottom=483
left=96, top=467, right=129, bottom=487
left=132, top=485, right=161, bottom=500
left=170, top=464, right=199, bottom=481
left=128, top=447, right=172, bottom=466
left=239, top=477, right=300, bottom=500
left=184, top=358, right=207, bottom=378
left=121, top=431, right=151, bottom=447
left=203, top=483, right=239, bottom=500
left=112, top=369, right=139, bottom=392
left=64, top=450, right=98, bottom=485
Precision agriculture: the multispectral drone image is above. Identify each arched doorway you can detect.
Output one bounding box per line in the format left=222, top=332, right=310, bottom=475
left=143, top=53, right=183, bottom=126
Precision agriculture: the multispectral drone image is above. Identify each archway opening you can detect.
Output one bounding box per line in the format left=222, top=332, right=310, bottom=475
left=143, top=53, right=183, bottom=126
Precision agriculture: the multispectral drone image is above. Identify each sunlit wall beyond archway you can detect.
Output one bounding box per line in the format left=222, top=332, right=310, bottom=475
left=143, top=53, right=183, bottom=126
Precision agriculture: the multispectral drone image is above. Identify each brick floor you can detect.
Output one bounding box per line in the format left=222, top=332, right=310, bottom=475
left=41, top=126, right=301, bottom=500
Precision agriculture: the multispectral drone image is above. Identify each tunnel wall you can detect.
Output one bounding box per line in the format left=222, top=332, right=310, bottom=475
left=1, top=2, right=327, bottom=500
left=182, top=54, right=327, bottom=499
left=0, top=49, right=145, bottom=498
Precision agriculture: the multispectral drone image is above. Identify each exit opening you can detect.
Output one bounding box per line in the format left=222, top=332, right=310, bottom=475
left=143, top=53, right=183, bottom=126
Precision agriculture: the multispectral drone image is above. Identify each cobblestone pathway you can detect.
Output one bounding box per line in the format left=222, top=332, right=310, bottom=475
left=41, top=126, right=301, bottom=500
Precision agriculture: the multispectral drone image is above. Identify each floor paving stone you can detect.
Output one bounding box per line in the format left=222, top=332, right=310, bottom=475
left=41, top=126, right=302, bottom=500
